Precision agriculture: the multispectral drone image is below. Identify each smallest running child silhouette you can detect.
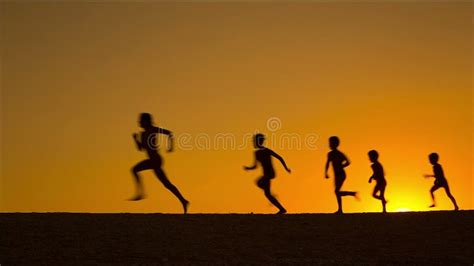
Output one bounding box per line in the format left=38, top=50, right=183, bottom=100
left=368, top=150, right=388, bottom=213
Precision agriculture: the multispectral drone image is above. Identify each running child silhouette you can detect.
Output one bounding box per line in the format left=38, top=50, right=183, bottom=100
left=423, top=152, right=459, bottom=211
left=244, top=133, right=291, bottom=214
left=368, top=150, right=387, bottom=213
left=325, top=136, right=359, bottom=214
left=129, top=113, right=189, bottom=214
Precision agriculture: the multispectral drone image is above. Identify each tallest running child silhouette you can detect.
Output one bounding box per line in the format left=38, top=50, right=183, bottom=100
left=129, top=113, right=189, bottom=214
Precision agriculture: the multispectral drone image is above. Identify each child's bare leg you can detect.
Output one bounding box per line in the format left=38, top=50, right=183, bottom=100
left=429, top=185, right=439, bottom=207
left=129, top=160, right=151, bottom=200
left=263, top=186, right=286, bottom=214
left=335, top=193, right=343, bottom=213
left=372, top=187, right=381, bottom=200
left=380, top=186, right=387, bottom=213
left=258, top=177, right=286, bottom=214
left=155, top=168, right=189, bottom=214
left=335, top=178, right=344, bottom=213
left=444, top=186, right=459, bottom=210
left=340, top=190, right=359, bottom=202
left=339, top=191, right=357, bottom=197
left=131, top=170, right=144, bottom=199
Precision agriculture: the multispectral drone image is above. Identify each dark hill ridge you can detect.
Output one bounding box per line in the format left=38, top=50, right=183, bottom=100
left=1, top=211, right=473, bottom=264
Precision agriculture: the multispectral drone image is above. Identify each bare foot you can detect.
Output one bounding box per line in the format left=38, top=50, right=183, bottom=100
left=429, top=204, right=436, bottom=208
left=334, top=210, right=343, bottom=214
left=354, top=192, right=361, bottom=201
left=128, top=194, right=145, bottom=201
left=454, top=206, right=459, bottom=211
left=276, top=209, right=287, bottom=215
left=182, top=200, right=190, bottom=214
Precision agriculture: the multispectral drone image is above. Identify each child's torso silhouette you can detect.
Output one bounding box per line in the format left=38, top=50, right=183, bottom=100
left=328, top=149, right=347, bottom=176
left=141, top=128, right=161, bottom=160
left=371, top=162, right=386, bottom=182
left=256, top=148, right=275, bottom=178
left=433, top=163, right=447, bottom=184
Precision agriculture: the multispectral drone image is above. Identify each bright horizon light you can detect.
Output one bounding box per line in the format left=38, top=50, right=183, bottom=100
left=396, top=208, right=411, bottom=212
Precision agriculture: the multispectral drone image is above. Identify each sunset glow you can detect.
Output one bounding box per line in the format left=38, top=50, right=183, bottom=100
left=1, top=2, right=472, bottom=213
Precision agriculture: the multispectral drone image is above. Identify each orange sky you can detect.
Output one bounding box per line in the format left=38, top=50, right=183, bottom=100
left=1, top=2, right=472, bottom=213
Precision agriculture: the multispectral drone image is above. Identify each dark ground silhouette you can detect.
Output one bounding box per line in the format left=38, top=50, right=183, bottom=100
left=244, top=133, right=291, bottom=214
left=1, top=212, right=473, bottom=264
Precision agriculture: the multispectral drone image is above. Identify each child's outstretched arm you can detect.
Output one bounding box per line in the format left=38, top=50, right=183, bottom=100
left=368, top=175, right=374, bottom=183
left=133, top=133, right=142, bottom=151
left=368, top=165, right=375, bottom=183
left=342, top=153, right=350, bottom=168
left=167, top=133, right=174, bottom=152
left=243, top=154, right=257, bottom=171
left=155, top=127, right=174, bottom=152
left=271, top=150, right=291, bottom=173
left=423, top=174, right=434, bottom=178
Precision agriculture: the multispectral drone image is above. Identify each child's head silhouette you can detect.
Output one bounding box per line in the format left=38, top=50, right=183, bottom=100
left=429, top=152, right=439, bottom=165
left=139, top=113, right=153, bottom=128
left=254, top=133, right=265, bottom=149
left=368, top=150, right=379, bottom=162
left=329, top=136, right=340, bottom=150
